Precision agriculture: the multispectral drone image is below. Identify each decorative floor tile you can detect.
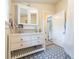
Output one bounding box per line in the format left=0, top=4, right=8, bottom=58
left=19, top=44, right=71, bottom=59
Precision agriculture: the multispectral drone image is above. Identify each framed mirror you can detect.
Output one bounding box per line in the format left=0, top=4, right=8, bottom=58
left=17, top=4, right=38, bottom=25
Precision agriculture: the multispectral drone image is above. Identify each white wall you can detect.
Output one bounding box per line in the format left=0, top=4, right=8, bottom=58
left=65, top=0, right=74, bottom=58
left=31, top=3, right=55, bottom=14
left=55, top=0, right=67, bottom=13
left=52, top=0, right=74, bottom=59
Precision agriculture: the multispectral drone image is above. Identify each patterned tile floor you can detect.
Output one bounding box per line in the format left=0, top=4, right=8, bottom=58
left=19, top=43, right=71, bottom=59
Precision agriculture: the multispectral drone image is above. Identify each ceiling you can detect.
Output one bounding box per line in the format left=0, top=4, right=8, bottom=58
left=15, top=0, right=62, bottom=4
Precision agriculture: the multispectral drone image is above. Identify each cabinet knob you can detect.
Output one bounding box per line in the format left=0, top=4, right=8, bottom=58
left=21, top=39, right=23, bottom=40
left=20, top=44, right=23, bottom=46
left=37, top=37, right=40, bottom=39
left=38, top=41, right=40, bottom=42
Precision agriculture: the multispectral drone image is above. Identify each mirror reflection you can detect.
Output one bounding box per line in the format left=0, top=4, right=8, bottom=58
left=20, top=8, right=28, bottom=24
left=19, top=7, right=38, bottom=25
left=31, top=13, right=37, bottom=24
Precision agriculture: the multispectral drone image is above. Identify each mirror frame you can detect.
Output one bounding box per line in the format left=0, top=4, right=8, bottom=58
left=16, top=4, right=38, bottom=25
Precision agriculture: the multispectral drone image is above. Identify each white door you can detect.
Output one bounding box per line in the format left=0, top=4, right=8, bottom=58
left=53, top=11, right=66, bottom=46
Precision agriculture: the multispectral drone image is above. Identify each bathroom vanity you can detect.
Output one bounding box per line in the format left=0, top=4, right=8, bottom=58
left=9, top=33, right=45, bottom=59
left=8, top=3, right=45, bottom=59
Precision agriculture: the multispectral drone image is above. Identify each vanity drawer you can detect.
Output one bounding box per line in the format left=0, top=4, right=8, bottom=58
left=10, top=40, right=43, bottom=51
left=9, top=33, right=43, bottom=43
left=10, top=42, right=28, bottom=51
left=23, top=40, right=42, bottom=47
left=9, top=35, right=22, bottom=43
left=10, top=42, right=35, bottom=51
left=20, top=35, right=41, bottom=42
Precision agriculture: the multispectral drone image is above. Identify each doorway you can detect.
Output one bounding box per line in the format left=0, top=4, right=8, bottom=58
left=47, top=16, right=53, bottom=41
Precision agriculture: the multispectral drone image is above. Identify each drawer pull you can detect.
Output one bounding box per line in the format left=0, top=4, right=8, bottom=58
left=38, top=40, right=40, bottom=42
left=21, top=39, right=23, bottom=41
left=20, top=44, right=23, bottom=46
left=37, top=37, right=40, bottom=39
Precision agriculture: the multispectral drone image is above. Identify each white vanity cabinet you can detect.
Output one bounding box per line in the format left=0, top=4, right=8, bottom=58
left=8, top=3, right=45, bottom=59
left=9, top=33, right=45, bottom=59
